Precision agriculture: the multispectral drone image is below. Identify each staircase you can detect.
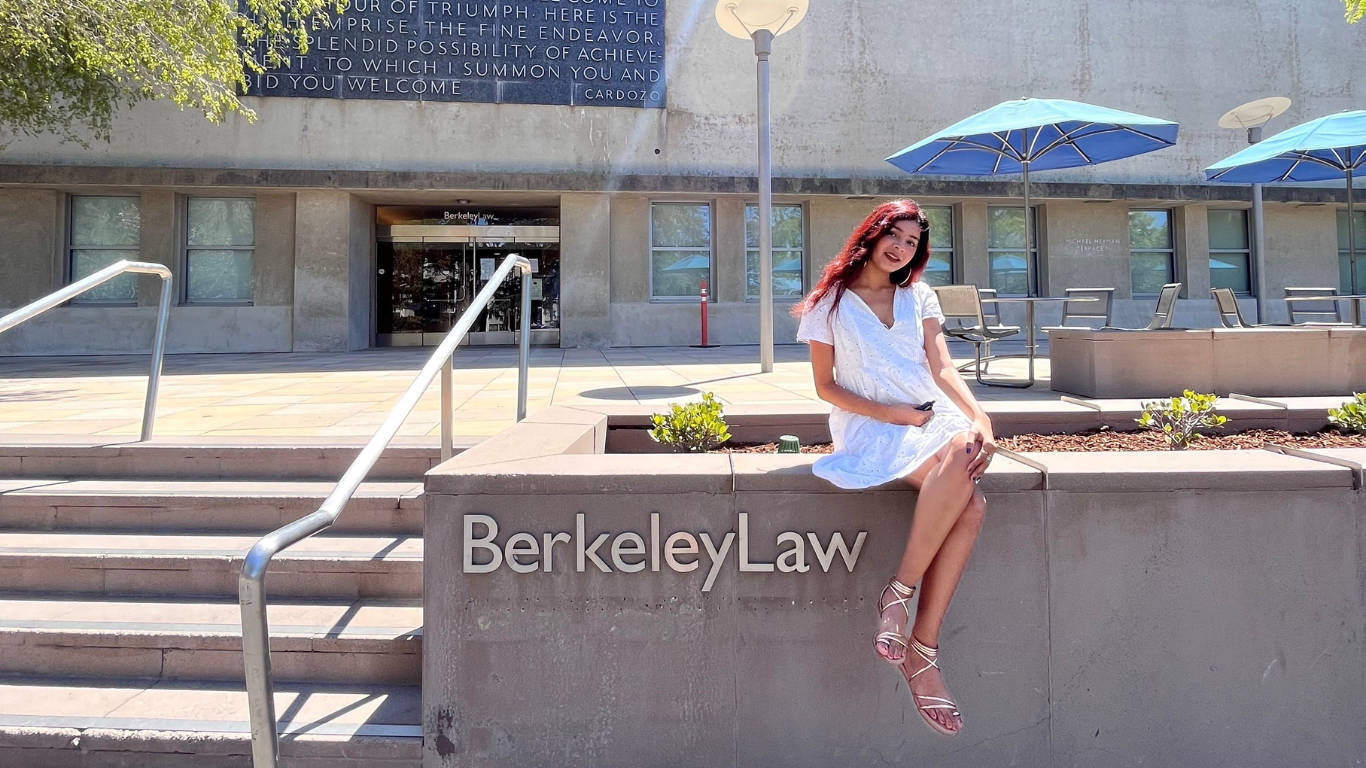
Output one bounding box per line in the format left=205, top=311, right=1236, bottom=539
left=0, top=438, right=446, bottom=767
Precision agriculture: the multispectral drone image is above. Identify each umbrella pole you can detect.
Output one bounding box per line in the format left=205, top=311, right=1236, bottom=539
left=1349, top=168, right=1358, bottom=299
left=1022, top=160, right=1034, bottom=297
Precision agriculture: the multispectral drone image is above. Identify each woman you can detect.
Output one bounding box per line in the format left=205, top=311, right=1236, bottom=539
left=794, top=199, right=995, bottom=737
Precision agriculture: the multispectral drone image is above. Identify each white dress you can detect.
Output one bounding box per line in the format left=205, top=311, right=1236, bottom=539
left=796, top=280, right=975, bottom=489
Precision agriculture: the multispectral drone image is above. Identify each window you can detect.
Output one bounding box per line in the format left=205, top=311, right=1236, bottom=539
left=1208, top=209, right=1251, bottom=295
left=186, top=198, right=255, bottom=303
left=1129, top=209, right=1174, bottom=295
left=921, top=206, right=953, bottom=286
left=744, top=204, right=804, bottom=300
left=1338, top=210, right=1366, bottom=293
left=987, top=206, right=1038, bottom=296
left=69, top=196, right=140, bottom=303
left=650, top=202, right=711, bottom=300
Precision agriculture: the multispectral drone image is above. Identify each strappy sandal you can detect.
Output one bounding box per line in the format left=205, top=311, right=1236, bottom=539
left=873, top=578, right=916, bottom=664
left=906, top=637, right=962, bottom=737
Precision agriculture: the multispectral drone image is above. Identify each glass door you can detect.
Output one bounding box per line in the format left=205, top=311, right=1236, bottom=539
left=377, top=225, right=560, bottom=346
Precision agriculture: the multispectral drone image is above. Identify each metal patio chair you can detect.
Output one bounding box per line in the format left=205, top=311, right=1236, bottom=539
left=933, top=284, right=1022, bottom=383
left=1284, top=287, right=1351, bottom=326
left=1211, top=287, right=1258, bottom=327
left=1138, top=282, right=1182, bottom=329
left=1043, top=287, right=1115, bottom=332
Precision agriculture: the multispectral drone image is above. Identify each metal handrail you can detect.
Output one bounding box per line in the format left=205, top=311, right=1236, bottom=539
left=0, top=260, right=172, bottom=441
left=238, top=253, right=533, bottom=768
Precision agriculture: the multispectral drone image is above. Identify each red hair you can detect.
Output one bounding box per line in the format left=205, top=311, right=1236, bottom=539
left=794, top=199, right=932, bottom=316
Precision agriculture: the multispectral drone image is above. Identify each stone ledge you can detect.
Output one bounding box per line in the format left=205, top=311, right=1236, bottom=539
left=2, top=163, right=1357, bottom=204
left=1030, top=448, right=1352, bottom=491
left=431, top=410, right=1355, bottom=495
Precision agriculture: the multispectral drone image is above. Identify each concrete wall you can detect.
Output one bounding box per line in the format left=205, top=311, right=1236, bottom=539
left=0, top=1, right=1360, bottom=189
left=1, top=0, right=1362, bottom=351
left=1264, top=203, right=1342, bottom=324
left=423, top=410, right=1365, bottom=767
left=0, top=190, right=60, bottom=307
left=293, top=190, right=370, bottom=351
left=560, top=193, right=612, bottom=347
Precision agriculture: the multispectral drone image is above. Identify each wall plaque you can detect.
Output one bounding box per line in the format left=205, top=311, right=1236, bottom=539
left=247, top=0, right=666, bottom=108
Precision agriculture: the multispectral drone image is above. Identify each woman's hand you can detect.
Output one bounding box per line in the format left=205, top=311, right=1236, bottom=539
left=883, top=403, right=934, bottom=427
left=966, top=416, right=997, bottom=480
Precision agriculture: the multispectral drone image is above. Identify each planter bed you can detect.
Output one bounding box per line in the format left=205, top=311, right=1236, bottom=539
left=719, top=428, right=1366, bottom=453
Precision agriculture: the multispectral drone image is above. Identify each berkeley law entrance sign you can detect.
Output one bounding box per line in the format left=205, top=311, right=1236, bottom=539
left=464, top=512, right=867, bottom=592
left=423, top=405, right=1364, bottom=768
left=247, top=0, right=666, bottom=106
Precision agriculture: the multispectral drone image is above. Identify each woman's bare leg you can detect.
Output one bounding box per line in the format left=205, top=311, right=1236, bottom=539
left=913, top=487, right=986, bottom=644
left=870, top=431, right=984, bottom=734
left=903, top=488, right=987, bottom=733
left=893, top=432, right=976, bottom=586
left=873, top=432, right=976, bottom=663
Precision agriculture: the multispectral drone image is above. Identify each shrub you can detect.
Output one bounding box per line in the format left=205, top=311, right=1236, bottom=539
left=1135, top=390, right=1227, bottom=450
left=649, top=392, right=732, bottom=452
left=1328, top=393, right=1366, bottom=433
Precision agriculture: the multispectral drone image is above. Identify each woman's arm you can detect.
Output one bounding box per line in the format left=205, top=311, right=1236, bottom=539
left=809, top=341, right=931, bottom=427
left=923, top=319, right=996, bottom=478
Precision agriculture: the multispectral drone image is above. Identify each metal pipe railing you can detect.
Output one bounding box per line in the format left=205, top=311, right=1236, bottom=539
left=239, top=253, right=533, bottom=768
left=0, top=260, right=172, bottom=441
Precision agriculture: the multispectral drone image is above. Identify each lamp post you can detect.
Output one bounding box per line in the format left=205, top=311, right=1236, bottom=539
left=716, top=0, right=808, bottom=373
left=1218, top=97, right=1290, bottom=323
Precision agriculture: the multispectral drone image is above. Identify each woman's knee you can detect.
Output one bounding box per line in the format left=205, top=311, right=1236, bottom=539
left=961, top=489, right=987, bottom=528
left=939, top=433, right=975, bottom=475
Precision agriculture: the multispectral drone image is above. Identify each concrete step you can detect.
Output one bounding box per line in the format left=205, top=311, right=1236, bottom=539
left=0, top=437, right=463, bottom=481
left=0, top=478, right=424, bottom=534
left=0, top=677, right=420, bottom=767
left=0, top=595, right=422, bottom=685
left=0, top=530, right=423, bottom=599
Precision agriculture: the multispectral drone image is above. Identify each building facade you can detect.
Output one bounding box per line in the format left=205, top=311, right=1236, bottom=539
left=0, top=0, right=1362, bottom=354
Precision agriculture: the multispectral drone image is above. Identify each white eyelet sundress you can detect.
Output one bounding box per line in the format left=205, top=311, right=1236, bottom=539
left=796, top=280, right=975, bottom=489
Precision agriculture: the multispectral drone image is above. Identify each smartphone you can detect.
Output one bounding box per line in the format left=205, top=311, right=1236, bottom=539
left=914, top=400, right=935, bottom=411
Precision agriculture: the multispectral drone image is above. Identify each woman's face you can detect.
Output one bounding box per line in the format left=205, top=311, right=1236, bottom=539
left=869, top=219, right=923, bottom=275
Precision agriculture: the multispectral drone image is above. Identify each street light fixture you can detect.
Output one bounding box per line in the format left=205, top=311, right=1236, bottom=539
left=716, top=0, right=808, bottom=373
left=1218, top=96, right=1291, bottom=322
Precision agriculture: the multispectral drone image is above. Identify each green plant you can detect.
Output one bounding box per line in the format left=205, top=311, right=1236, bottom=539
left=649, top=393, right=732, bottom=452
left=1328, top=393, right=1366, bottom=433
left=1135, top=390, right=1228, bottom=450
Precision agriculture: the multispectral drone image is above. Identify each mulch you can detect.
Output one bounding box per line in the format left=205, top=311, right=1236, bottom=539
left=720, top=428, right=1366, bottom=453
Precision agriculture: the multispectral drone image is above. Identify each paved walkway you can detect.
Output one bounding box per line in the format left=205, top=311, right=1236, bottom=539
left=0, top=342, right=1059, bottom=441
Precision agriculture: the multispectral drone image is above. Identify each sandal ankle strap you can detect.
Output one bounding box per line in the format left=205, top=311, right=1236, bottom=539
left=909, top=637, right=938, bottom=659
left=887, top=577, right=915, bottom=599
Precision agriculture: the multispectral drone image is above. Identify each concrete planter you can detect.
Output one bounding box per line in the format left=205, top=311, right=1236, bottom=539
left=423, top=406, right=1365, bottom=768
left=1049, top=326, right=1366, bottom=398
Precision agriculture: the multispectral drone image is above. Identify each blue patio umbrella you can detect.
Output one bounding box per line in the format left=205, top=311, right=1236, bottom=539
left=887, top=98, right=1180, bottom=294
left=1205, top=109, right=1366, bottom=293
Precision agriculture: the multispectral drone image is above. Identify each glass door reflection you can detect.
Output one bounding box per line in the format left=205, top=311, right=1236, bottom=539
left=376, top=227, right=561, bottom=346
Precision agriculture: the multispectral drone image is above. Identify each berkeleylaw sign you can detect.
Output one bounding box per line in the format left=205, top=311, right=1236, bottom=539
left=464, top=513, right=868, bottom=592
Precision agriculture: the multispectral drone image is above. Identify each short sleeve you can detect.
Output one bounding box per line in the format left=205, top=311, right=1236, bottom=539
left=796, top=292, right=836, bottom=345
left=916, top=281, right=945, bottom=324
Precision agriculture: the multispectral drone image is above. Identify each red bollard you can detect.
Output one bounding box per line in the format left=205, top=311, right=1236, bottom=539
left=694, top=278, right=715, bottom=348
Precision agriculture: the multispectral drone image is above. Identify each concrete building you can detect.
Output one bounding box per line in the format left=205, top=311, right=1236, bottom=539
left=0, top=0, right=1362, bottom=354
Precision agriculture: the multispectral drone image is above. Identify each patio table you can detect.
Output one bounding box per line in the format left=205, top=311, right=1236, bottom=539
left=979, top=295, right=1097, bottom=388
left=1283, top=294, right=1366, bottom=326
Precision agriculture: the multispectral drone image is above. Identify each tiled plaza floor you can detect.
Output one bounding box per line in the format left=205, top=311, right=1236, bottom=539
left=0, top=342, right=1060, bottom=441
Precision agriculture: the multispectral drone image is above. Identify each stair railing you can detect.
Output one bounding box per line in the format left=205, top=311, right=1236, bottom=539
left=0, top=260, right=172, bottom=441
left=239, top=253, right=533, bottom=768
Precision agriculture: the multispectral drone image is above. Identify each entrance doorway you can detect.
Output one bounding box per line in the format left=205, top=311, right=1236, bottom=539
left=376, top=224, right=560, bottom=346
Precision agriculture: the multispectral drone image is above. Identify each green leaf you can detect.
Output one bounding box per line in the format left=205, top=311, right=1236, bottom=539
left=0, top=0, right=348, bottom=145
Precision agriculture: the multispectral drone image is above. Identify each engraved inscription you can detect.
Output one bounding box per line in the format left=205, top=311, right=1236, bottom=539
left=247, top=0, right=666, bottom=107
